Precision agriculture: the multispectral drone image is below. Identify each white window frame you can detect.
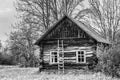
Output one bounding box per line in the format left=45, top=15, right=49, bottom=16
left=76, top=50, right=86, bottom=63
left=50, top=51, right=58, bottom=64
left=50, top=50, right=86, bottom=64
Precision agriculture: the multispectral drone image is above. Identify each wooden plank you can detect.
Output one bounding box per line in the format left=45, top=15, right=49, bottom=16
left=43, top=44, right=95, bottom=63
left=64, top=57, right=76, bottom=59
left=43, top=41, right=94, bottom=45
left=86, top=55, right=93, bottom=57
left=44, top=52, right=50, bottom=55
left=86, top=51, right=93, bottom=54
left=64, top=60, right=76, bottom=62
left=43, top=55, right=50, bottom=61
left=43, top=37, right=90, bottom=41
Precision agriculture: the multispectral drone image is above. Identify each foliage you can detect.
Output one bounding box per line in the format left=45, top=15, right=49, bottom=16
left=85, top=0, right=120, bottom=77
left=80, top=0, right=120, bottom=43
left=0, top=49, right=15, bottom=65
left=94, top=44, right=120, bottom=78
left=8, top=0, right=89, bottom=67
left=16, top=0, right=84, bottom=31
left=8, top=0, right=120, bottom=72
left=9, top=24, right=40, bottom=67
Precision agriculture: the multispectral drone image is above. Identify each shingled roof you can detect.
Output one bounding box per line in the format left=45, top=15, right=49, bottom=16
left=35, top=15, right=111, bottom=45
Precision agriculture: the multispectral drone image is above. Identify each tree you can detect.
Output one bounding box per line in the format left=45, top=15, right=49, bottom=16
left=8, top=0, right=89, bottom=67
left=86, top=0, right=120, bottom=43
left=16, top=0, right=84, bottom=31
left=9, top=22, right=39, bottom=67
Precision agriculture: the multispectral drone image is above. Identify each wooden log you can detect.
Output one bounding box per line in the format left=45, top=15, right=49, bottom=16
left=42, top=38, right=95, bottom=45
left=39, top=44, right=44, bottom=72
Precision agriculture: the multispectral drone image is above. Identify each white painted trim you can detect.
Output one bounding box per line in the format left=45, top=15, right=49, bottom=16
left=50, top=51, right=58, bottom=64
left=84, top=51, right=86, bottom=63
left=50, top=49, right=87, bottom=64
left=77, top=51, right=86, bottom=63
left=76, top=51, right=78, bottom=63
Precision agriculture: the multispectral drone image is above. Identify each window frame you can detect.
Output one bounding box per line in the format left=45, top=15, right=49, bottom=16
left=50, top=51, right=58, bottom=64
left=76, top=50, right=86, bottom=63
left=50, top=50, right=86, bottom=64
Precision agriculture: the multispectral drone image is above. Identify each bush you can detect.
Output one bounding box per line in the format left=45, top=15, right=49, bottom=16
left=95, top=45, right=120, bottom=78
left=18, top=56, right=39, bottom=67
left=0, top=53, right=16, bottom=65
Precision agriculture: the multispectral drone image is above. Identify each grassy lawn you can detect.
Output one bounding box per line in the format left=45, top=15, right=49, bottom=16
left=0, top=65, right=119, bottom=80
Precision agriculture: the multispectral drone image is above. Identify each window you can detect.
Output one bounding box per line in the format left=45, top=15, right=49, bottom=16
left=50, top=52, right=58, bottom=64
left=77, top=51, right=86, bottom=63
left=50, top=50, right=86, bottom=64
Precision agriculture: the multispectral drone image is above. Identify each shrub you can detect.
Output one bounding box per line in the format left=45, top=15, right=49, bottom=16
left=19, top=56, right=39, bottom=67
left=95, top=45, right=120, bottom=78
left=0, top=53, right=16, bottom=65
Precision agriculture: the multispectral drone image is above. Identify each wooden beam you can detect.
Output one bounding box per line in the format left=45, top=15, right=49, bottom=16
left=42, top=37, right=91, bottom=41
left=43, top=41, right=95, bottom=45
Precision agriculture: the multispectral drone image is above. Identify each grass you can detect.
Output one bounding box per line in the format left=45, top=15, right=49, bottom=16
left=0, top=65, right=119, bottom=80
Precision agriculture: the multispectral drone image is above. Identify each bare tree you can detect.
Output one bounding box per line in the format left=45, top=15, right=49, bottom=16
left=16, top=0, right=84, bottom=31
left=86, top=0, right=120, bottom=43
left=10, top=0, right=92, bottom=67
left=9, top=22, right=39, bottom=67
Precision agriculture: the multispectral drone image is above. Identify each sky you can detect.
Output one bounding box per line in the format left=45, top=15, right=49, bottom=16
left=0, top=0, right=16, bottom=45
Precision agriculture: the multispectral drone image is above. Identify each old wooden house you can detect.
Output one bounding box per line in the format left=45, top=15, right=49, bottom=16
left=35, top=15, right=110, bottom=71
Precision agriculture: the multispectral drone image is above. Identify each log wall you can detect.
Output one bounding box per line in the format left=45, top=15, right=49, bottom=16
left=42, top=43, right=96, bottom=69
left=39, top=17, right=98, bottom=69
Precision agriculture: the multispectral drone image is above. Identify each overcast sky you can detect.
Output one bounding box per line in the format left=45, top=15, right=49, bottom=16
left=0, top=0, right=16, bottom=44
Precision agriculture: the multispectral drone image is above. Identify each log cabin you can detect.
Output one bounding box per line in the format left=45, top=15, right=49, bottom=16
left=35, top=15, right=110, bottom=72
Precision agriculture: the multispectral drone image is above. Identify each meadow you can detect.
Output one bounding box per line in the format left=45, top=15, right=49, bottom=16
left=0, top=65, right=119, bottom=80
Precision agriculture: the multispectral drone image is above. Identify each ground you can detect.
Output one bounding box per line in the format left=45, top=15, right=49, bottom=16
left=0, top=65, right=119, bottom=80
